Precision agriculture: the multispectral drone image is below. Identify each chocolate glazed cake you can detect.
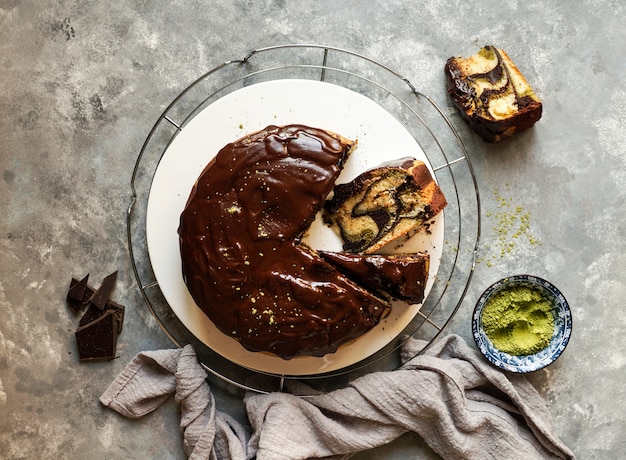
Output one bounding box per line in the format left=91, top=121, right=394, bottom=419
left=178, top=125, right=390, bottom=360
left=445, top=45, right=542, bottom=143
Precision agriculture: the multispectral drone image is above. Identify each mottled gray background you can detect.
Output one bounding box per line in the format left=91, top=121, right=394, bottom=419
left=1, top=1, right=625, bottom=458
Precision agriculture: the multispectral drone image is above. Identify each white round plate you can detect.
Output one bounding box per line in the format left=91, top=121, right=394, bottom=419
left=146, top=79, right=444, bottom=376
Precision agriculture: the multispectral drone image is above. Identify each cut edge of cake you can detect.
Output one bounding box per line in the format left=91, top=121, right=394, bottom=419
left=445, top=45, right=542, bottom=143
left=323, top=157, right=447, bottom=254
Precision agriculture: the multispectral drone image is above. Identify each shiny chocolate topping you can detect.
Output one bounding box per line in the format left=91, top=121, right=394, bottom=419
left=179, top=125, right=389, bottom=359
left=319, top=251, right=430, bottom=304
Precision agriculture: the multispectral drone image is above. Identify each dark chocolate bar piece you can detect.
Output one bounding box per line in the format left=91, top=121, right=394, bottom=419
left=75, top=310, right=118, bottom=360
left=67, top=271, right=126, bottom=361
left=79, top=300, right=125, bottom=334
left=89, top=271, right=118, bottom=310
left=66, top=275, right=93, bottom=313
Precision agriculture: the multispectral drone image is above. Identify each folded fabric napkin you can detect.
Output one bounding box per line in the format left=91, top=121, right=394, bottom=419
left=100, top=334, right=575, bottom=460
left=99, top=345, right=248, bottom=460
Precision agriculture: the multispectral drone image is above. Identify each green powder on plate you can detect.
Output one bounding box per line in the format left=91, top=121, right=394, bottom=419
left=481, top=285, right=555, bottom=355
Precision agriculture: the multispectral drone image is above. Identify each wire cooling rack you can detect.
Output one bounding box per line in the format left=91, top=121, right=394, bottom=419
left=127, top=44, right=481, bottom=394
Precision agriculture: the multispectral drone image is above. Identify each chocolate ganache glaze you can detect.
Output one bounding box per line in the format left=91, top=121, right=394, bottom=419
left=178, top=125, right=390, bottom=360
left=319, top=251, right=430, bottom=304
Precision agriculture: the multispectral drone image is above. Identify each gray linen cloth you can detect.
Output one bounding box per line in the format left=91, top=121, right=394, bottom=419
left=100, top=334, right=575, bottom=460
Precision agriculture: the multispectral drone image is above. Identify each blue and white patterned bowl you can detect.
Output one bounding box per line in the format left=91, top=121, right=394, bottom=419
left=472, top=274, right=572, bottom=373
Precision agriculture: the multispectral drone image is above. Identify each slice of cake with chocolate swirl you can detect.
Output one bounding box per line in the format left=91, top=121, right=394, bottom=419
left=445, top=45, right=542, bottom=142
left=323, top=158, right=447, bottom=254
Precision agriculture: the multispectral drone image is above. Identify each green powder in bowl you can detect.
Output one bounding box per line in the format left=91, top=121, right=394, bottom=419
left=481, top=285, right=554, bottom=355
left=472, top=274, right=573, bottom=373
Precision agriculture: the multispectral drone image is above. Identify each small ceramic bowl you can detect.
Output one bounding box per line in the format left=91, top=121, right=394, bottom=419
left=472, top=274, right=572, bottom=373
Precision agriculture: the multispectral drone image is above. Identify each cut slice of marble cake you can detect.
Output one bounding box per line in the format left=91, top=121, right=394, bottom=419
left=319, top=251, right=430, bottom=304
left=445, top=45, right=542, bottom=142
left=323, top=158, right=447, bottom=254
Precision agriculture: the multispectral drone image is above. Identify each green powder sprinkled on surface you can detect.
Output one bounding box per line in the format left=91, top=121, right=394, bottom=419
left=479, top=186, right=542, bottom=267
left=481, top=285, right=555, bottom=355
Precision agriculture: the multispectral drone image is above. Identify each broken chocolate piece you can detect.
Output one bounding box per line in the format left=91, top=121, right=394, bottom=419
left=104, top=300, right=125, bottom=333
left=75, top=310, right=118, bottom=360
left=66, top=271, right=127, bottom=362
left=89, top=271, right=118, bottom=310
left=79, top=300, right=125, bottom=334
left=67, top=275, right=93, bottom=313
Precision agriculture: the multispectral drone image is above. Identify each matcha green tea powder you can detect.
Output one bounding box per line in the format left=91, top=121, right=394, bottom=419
left=481, top=285, right=555, bottom=355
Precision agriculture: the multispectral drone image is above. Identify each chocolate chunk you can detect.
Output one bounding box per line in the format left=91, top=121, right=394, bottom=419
left=67, top=274, right=89, bottom=302
left=79, top=300, right=125, bottom=334
left=66, top=275, right=93, bottom=313
left=78, top=303, right=100, bottom=328
left=75, top=310, right=118, bottom=361
left=105, top=300, right=125, bottom=333
left=89, top=271, right=118, bottom=310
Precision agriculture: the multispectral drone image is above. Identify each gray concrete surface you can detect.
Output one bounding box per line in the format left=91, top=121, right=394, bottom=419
left=1, top=1, right=625, bottom=458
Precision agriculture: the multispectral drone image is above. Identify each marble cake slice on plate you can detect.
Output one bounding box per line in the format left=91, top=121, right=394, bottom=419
left=323, top=157, right=447, bottom=254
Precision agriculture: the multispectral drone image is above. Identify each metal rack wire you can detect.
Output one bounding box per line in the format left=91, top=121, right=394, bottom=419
left=127, top=44, right=481, bottom=394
